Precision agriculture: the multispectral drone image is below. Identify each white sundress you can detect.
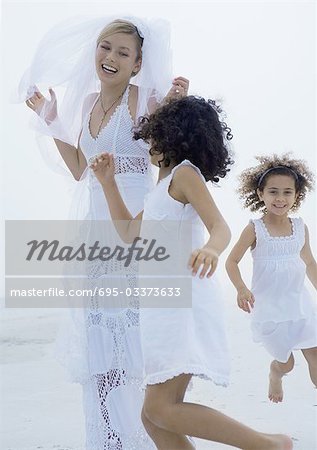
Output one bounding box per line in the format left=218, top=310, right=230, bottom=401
left=140, top=160, right=231, bottom=387
left=59, top=85, right=155, bottom=450
left=250, top=217, right=317, bottom=363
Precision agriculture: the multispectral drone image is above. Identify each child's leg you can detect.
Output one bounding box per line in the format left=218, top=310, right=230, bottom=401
left=143, top=373, right=292, bottom=450
left=142, top=374, right=195, bottom=450
left=269, top=354, right=295, bottom=403
left=141, top=408, right=195, bottom=450
left=301, top=347, right=317, bottom=386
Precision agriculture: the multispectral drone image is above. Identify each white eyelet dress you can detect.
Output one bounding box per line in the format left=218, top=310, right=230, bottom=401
left=68, top=85, right=155, bottom=450
left=250, top=218, right=317, bottom=363
left=140, top=160, right=231, bottom=388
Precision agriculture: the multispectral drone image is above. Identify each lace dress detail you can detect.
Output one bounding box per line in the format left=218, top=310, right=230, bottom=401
left=82, top=86, right=150, bottom=176
left=62, top=85, right=155, bottom=449
left=115, top=156, right=149, bottom=174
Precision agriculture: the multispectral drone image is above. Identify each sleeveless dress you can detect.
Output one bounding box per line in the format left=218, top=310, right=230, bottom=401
left=140, top=160, right=230, bottom=387
left=250, top=217, right=317, bottom=363
left=67, top=85, right=155, bottom=450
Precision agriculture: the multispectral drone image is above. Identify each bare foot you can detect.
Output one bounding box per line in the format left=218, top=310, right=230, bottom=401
left=246, top=433, right=293, bottom=450
left=268, top=362, right=283, bottom=403
left=264, top=434, right=293, bottom=450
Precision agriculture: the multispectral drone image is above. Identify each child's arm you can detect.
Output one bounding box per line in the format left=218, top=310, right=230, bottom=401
left=90, top=153, right=142, bottom=241
left=225, top=224, right=256, bottom=313
left=300, top=225, right=317, bottom=290
left=172, top=166, right=231, bottom=279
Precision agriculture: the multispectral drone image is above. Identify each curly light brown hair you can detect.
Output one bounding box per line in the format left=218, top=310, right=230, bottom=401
left=238, top=153, right=315, bottom=212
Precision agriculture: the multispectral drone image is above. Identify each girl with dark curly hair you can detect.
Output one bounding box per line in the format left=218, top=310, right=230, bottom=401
left=91, top=97, right=292, bottom=450
left=226, top=154, right=317, bottom=405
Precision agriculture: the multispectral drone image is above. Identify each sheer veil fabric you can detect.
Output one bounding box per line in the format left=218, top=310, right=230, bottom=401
left=16, top=14, right=172, bottom=211
left=17, top=15, right=173, bottom=147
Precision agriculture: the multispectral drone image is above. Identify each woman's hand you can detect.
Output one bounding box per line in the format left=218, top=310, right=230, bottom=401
left=25, top=86, right=57, bottom=124
left=166, top=76, right=189, bottom=100
left=90, top=152, right=115, bottom=186
left=188, top=246, right=219, bottom=279
left=237, top=287, right=255, bottom=313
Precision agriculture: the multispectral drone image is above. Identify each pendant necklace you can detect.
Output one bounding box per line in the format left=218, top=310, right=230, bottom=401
left=96, top=87, right=126, bottom=136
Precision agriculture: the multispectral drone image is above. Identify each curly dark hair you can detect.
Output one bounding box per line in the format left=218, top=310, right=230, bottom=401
left=133, top=95, right=234, bottom=182
left=238, top=153, right=315, bottom=212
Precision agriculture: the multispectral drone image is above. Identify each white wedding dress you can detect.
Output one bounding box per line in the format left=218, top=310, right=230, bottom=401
left=58, top=84, right=155, bottom=450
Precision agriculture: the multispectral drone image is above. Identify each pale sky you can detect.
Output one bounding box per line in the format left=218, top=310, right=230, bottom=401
left=1, top=0, right=316, bottom=296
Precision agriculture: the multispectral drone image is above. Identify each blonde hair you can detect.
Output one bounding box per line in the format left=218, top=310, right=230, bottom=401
left=238, top=153, right=315, bottom=212
left=97, top=19, right=143, bottom=61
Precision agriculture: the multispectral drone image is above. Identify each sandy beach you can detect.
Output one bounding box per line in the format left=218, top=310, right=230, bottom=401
left=1, top=283, right=316, bottom=450
left=2, top=0, right=316, bottom=448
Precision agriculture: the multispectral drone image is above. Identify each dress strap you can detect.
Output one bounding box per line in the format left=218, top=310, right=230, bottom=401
left=121, top=84, right=131, bottom=105
left=170, top=159, right=205, bottom=182
left=82, top=92, right=99, bottom=125
left=249, top=218, right=265, bottom=242
left=92, top=92, right=100, bottom=110
left=291, top=217, right=305, bottom=243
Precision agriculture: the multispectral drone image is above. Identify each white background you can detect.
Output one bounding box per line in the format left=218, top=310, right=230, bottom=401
left=2, top=0, right=316, bottom=290
left=1, top=1, right=316, bottom=449
left=2, top=1, right=316, bottom=223
left=2, top=0, right=316, bottom=307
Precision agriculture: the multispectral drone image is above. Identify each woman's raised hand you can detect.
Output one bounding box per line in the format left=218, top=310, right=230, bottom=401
left=90, top=152, right=115, bottom=186
left=25, top=87, right=57, bottom=124
left=166, top=76, right=189, bottom=100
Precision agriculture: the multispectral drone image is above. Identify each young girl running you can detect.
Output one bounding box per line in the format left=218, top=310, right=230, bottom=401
left=226, top=154, right=317, bottom=404
left=91, top=97, right=293, bottom=450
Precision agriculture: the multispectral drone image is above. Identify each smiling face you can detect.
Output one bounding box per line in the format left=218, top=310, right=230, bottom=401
left=257, top=174, right=298, bottom=216
left=95, top=32, right=142, bottom=86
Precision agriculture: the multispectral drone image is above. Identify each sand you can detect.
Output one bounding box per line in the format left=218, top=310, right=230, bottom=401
left=1, top=294, right=316, bottom=450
